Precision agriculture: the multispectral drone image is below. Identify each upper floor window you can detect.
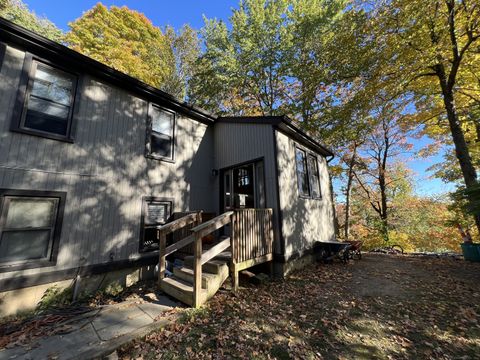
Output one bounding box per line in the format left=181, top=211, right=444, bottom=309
left=295, top=147, right=322, bottom=199
left=146, top=104, right=175, bottom=161
left=0, top=189, right=66, bottom=271
left=12, top=55, right=79, bottom=142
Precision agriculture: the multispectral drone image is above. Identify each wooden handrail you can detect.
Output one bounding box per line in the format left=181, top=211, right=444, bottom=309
left=191, top=211, right=234, bottom=307
left=201, top=237, right=230, bottom=265
left=156, top=212, right=200, bottom=236
left=190, top=211, right=234, bottom=238
left=158, top=211, right=202, bottom=287
left=165, top=234, right=194, bottom=257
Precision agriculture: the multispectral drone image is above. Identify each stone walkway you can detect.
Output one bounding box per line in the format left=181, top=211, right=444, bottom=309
left=0, top=295, right=178, bottom=360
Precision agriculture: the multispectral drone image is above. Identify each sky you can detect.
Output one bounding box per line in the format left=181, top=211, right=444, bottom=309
left=24, top=0, right=239, bottom=31
left=22, top=0, right=455, bottom=198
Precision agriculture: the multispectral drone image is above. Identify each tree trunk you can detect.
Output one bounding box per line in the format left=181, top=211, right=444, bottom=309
left=344, top=144, right=358, bottom=240
left=437, top=67, right=480, bottom=232
left=378, top=166, right=389, bottom=242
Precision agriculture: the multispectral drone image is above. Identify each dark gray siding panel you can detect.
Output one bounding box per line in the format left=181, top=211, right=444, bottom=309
left=276, top=130, right=335, bottom=258
left=214, top=122, right=282, bottom=254
left=0, top=45, right=215, bottom=281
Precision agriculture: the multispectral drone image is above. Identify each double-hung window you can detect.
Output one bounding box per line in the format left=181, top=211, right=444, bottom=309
left=308, top=154, right=321, bottom=199
left=13, top=55, right=78, bottom=141
left=296, top=148, right=310, bottom=197
left=0, top=190, right=65, bottom=270
left=146, top=104, right=175, bottom=161
left=295, top=147, right=322, bottom=199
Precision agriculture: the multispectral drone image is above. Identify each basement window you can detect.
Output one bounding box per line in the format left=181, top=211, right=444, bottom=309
left=146, top=104, right=175, bottom=161
left=0, top=189, right=66, bottom=271
left=140, top=197, right=173, bottom=253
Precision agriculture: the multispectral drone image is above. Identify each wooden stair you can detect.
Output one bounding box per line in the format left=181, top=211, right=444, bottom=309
left=156, top=209, right=274, bottom=307
left=160, top=256, right=229, bottom=307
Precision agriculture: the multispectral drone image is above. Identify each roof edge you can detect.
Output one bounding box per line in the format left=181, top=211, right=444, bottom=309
left=0, top=18, right=217, bottom=124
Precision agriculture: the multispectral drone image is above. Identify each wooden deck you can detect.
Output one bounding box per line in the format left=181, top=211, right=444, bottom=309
left=156, top=208, right=274, bottom=307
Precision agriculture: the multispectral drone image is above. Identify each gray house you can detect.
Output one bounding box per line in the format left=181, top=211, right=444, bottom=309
left=0, top=19, right=335, bottom=314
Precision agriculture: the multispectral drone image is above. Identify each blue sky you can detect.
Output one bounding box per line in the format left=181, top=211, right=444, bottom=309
left=24, top=0, right=239, bottom=30
left=22, top=0, right=454, bottom=198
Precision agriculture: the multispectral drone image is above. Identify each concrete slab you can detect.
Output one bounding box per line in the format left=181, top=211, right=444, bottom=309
left=137, top=302, right=171, bottom=319
left=92, top=305, right=146, bottom=331
left=0, top=323, right=99, bottom=360
left=0, top=296, right=176, bottom=360
left=96, top=314, right=152, bottom=341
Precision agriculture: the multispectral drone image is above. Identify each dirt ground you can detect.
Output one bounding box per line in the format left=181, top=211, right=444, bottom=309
left=118, top=253, right=480, bottom=359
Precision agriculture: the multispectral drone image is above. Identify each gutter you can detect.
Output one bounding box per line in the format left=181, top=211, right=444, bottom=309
left=0, top=18, right=217, bottom=125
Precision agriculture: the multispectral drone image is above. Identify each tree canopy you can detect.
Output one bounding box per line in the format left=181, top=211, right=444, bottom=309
left=0, top=0, right=64, bottom=42
left=66, top=4, right=175, bottom=90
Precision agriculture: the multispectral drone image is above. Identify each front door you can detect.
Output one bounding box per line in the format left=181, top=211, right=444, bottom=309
left=222, top=161, right=265, bottom=212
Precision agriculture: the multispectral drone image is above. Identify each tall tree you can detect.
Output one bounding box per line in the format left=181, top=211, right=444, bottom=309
left=189, top=0, right=348, bottom=122
left=352, top=100, right=414, bottom=240
left=66, top=4, right=175, bottom=90
left=162, top=25, right=200, bottom=99
left=0, top=0, right=64, bottom=42
left=189, top=0, right=292, bottom=115
left=358, top=0, right=480, bottom=231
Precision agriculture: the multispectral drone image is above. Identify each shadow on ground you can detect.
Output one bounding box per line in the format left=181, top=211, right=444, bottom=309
left=118, top=254, right=480, bottom=359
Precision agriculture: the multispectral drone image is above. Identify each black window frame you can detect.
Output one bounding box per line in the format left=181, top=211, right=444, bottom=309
left=0, top=189, right=66, bottom=272
left=11, top=53, right=81, bottom=143
left=139, top=197, right=173, bottom=253
left=295, top=146, right=323, bottom=200
left=295, top=147, right=310, bottom=198
left=307, top=153, right=322, bottom=199
left=145, top=104, right=176, bottom=162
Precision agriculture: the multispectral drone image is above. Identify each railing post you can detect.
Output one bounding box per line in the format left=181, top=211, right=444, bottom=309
left=193, top=211, right=203, bottom=308
left=229, top=212, right=237, bottom=293
left=157, top=229, right=166, bottom=288
left=193, top=231, right=202, bottom=308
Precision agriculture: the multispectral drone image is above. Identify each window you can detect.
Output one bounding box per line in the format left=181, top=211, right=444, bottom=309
left=146, top=104, right=175, bottom=161
left=295, top=148, right=310, bottom=197
left=13, top=55, right=79, bottom=141
left=295, top=147, right=322, bottom=199
left=0, top=190, right=66, bottom=270
left=237, top=168, right=250, bottom=187
left=140, top=197, right=172, bottom=253
left=308, top=154, right=321, bottom=199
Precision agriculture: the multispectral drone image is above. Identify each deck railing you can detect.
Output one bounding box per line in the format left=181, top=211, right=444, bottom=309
left=231, top=208, right=274, bottom=291
left=157, top=208, right=274, bottom=307
left=232, top=208, right=274, bottom=264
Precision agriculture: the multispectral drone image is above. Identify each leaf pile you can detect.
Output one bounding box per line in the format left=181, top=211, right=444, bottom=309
left=118, top=254, right=480, bottom=359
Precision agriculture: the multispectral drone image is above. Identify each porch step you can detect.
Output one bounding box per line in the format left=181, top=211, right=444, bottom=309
left=183, top=257, right=228, bottom=274
left=173, top=266, right=215, bottom=289
left=174, top=265, right=229, bottom=293
left=212, top=251, right=232, bottom=262
left=161, top=258, right=230, bottom=307
left=160, top=277, right=207, bottom=307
